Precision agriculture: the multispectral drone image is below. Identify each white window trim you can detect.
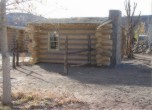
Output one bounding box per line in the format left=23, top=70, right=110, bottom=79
left=48, top=32, right=60, bottom=51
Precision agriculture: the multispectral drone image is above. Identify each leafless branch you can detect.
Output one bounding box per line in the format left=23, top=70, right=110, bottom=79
left=6, top=0, right=32, bottom=6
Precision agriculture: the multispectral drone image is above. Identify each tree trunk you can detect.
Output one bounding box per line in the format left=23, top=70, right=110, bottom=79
left=127, top=30, right=134, bottom=58
left=0, top=0, right=12, bottom=105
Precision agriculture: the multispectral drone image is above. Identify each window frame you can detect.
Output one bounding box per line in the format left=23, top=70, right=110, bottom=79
left=48, top=31, right=60, bottom=51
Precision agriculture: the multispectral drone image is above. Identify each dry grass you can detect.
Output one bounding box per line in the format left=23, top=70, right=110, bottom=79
left=0, top=89, right=87, bottom=110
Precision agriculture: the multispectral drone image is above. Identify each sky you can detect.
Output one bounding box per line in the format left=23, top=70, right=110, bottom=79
left=36, top=0, right=152, bottom=18
left=10, top=0, right=152, bottom=18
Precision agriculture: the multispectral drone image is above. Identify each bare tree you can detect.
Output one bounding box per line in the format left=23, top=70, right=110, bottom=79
left=0, top=0, right=11, bottom=105
left=6, top=0, right=46, bottom=15
left=0, top=0, right=44, bottom=105
left=124, top=0, right=141, bottom=58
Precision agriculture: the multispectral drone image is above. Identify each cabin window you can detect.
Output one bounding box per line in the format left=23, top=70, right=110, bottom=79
left=48, top=31, right=59, bottom=50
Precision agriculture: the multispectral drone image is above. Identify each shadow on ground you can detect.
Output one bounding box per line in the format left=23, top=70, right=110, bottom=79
left=38, top=61, right=152, bottom=87
left=16, top=66, right=49, bottom=83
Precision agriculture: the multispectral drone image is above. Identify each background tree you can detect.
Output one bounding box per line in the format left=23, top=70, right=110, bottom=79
left=147, top=25, right=152, bottom=52
left=134, top=22, right=146, bottom=52
left=124, top=0, right=141, bottom=58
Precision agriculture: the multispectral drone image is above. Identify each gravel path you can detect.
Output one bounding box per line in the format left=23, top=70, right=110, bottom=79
left=0, top=54, right=152, bottom=109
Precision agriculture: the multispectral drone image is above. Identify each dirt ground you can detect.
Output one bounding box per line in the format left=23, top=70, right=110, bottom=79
left=0, top=54, right=152, bottom=109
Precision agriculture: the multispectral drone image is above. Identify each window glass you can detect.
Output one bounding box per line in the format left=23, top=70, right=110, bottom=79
left=49, top=31, right=59, bottom=50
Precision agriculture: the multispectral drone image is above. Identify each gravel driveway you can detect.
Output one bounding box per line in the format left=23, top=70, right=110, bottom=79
left=0, top=53, right=152, bottom=109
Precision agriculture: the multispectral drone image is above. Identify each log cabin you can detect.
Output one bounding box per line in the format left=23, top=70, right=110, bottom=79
left=27, top=10, right=122, bottom=67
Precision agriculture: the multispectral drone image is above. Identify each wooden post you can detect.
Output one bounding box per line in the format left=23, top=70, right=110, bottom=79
left=64, top=35, right=68, bottom=75
left=12, top=51, right=16, bottom=69
left=109, top=10, right=122, bottom=66
left=16, top=31, right=19, bottom=66
left=88, top=35, right=91, bottom=65
left=12, top=35, right=16, bottom=69
left=12, top=49, right=16, bottom=69
left=16, top=40, right=19, bottom=66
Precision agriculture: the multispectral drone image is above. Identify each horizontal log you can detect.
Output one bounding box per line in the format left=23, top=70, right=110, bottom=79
left=60, top=41, right=96, bottom=45
left=96, top=28, right=112, bottom=33
left=95, top=33, right=111, bottom=39
left=38, top=34, right=96, bottom=40
left=95, top=33, right=102, bottom=37
left=96, top=61, right=110, bottom=66
left=102, top=30, right=112, bottom=35
left=30, top=24, right=98, bottom=30
left=97, top=61, right=110, bottom=66
left=96, top=50, right=112, bottom=56
left=43, top=37, right=96, bottom=40
left=96, top=60, right=110, bottom=64
left=39, top=40, right=96, bottom=45
left=39, top=50, right=96, bottom=56
left=39, top=39, right=96, bottom=44
left=96, top=45, right=112, bottom=51
left=96, top=55, right=110, bottom=61
left=96, top=44, right=111, bottom=48
left=34, top=30, right=96, bottom=35
left=61, top=35, right=95, bottom=39
left=96, top=28, right=112, bottom=32
left=38, top=58, right=96, bottom=62
left=60, top=44, right=96, bottom=48
left=39, top=45, right=96, bottom=50
left=39, top=59, right=96, bottom=65
left=96, top=40, right=112, bottom=46
left=103, top=24, right=113, bottom=28
left=96, top=55, right=110, bottom=62
left=38, top=55, right=96, bottom=60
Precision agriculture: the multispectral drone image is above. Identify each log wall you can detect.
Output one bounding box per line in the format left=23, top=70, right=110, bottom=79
left=95, top=23, right=113, bottom=66
left=7, top=29, right=27, bottom=52
left=29, top=25, right=97, bottom=64
left=28, top=29, right=39, bottom=64
left=7, top=28, right=16, bottom=51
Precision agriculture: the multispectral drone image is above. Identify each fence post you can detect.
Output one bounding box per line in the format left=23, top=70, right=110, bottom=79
left=88, top=35, right=91, bottom=65
left=109, top=10, right=122, bottom=66
left=64, top=35, right=68, bottom=75
left=16, top=31, right=19, bottom=66
left=12, top=34, right=16, bottom=69
left=16, top=40, right=19, bottom=66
